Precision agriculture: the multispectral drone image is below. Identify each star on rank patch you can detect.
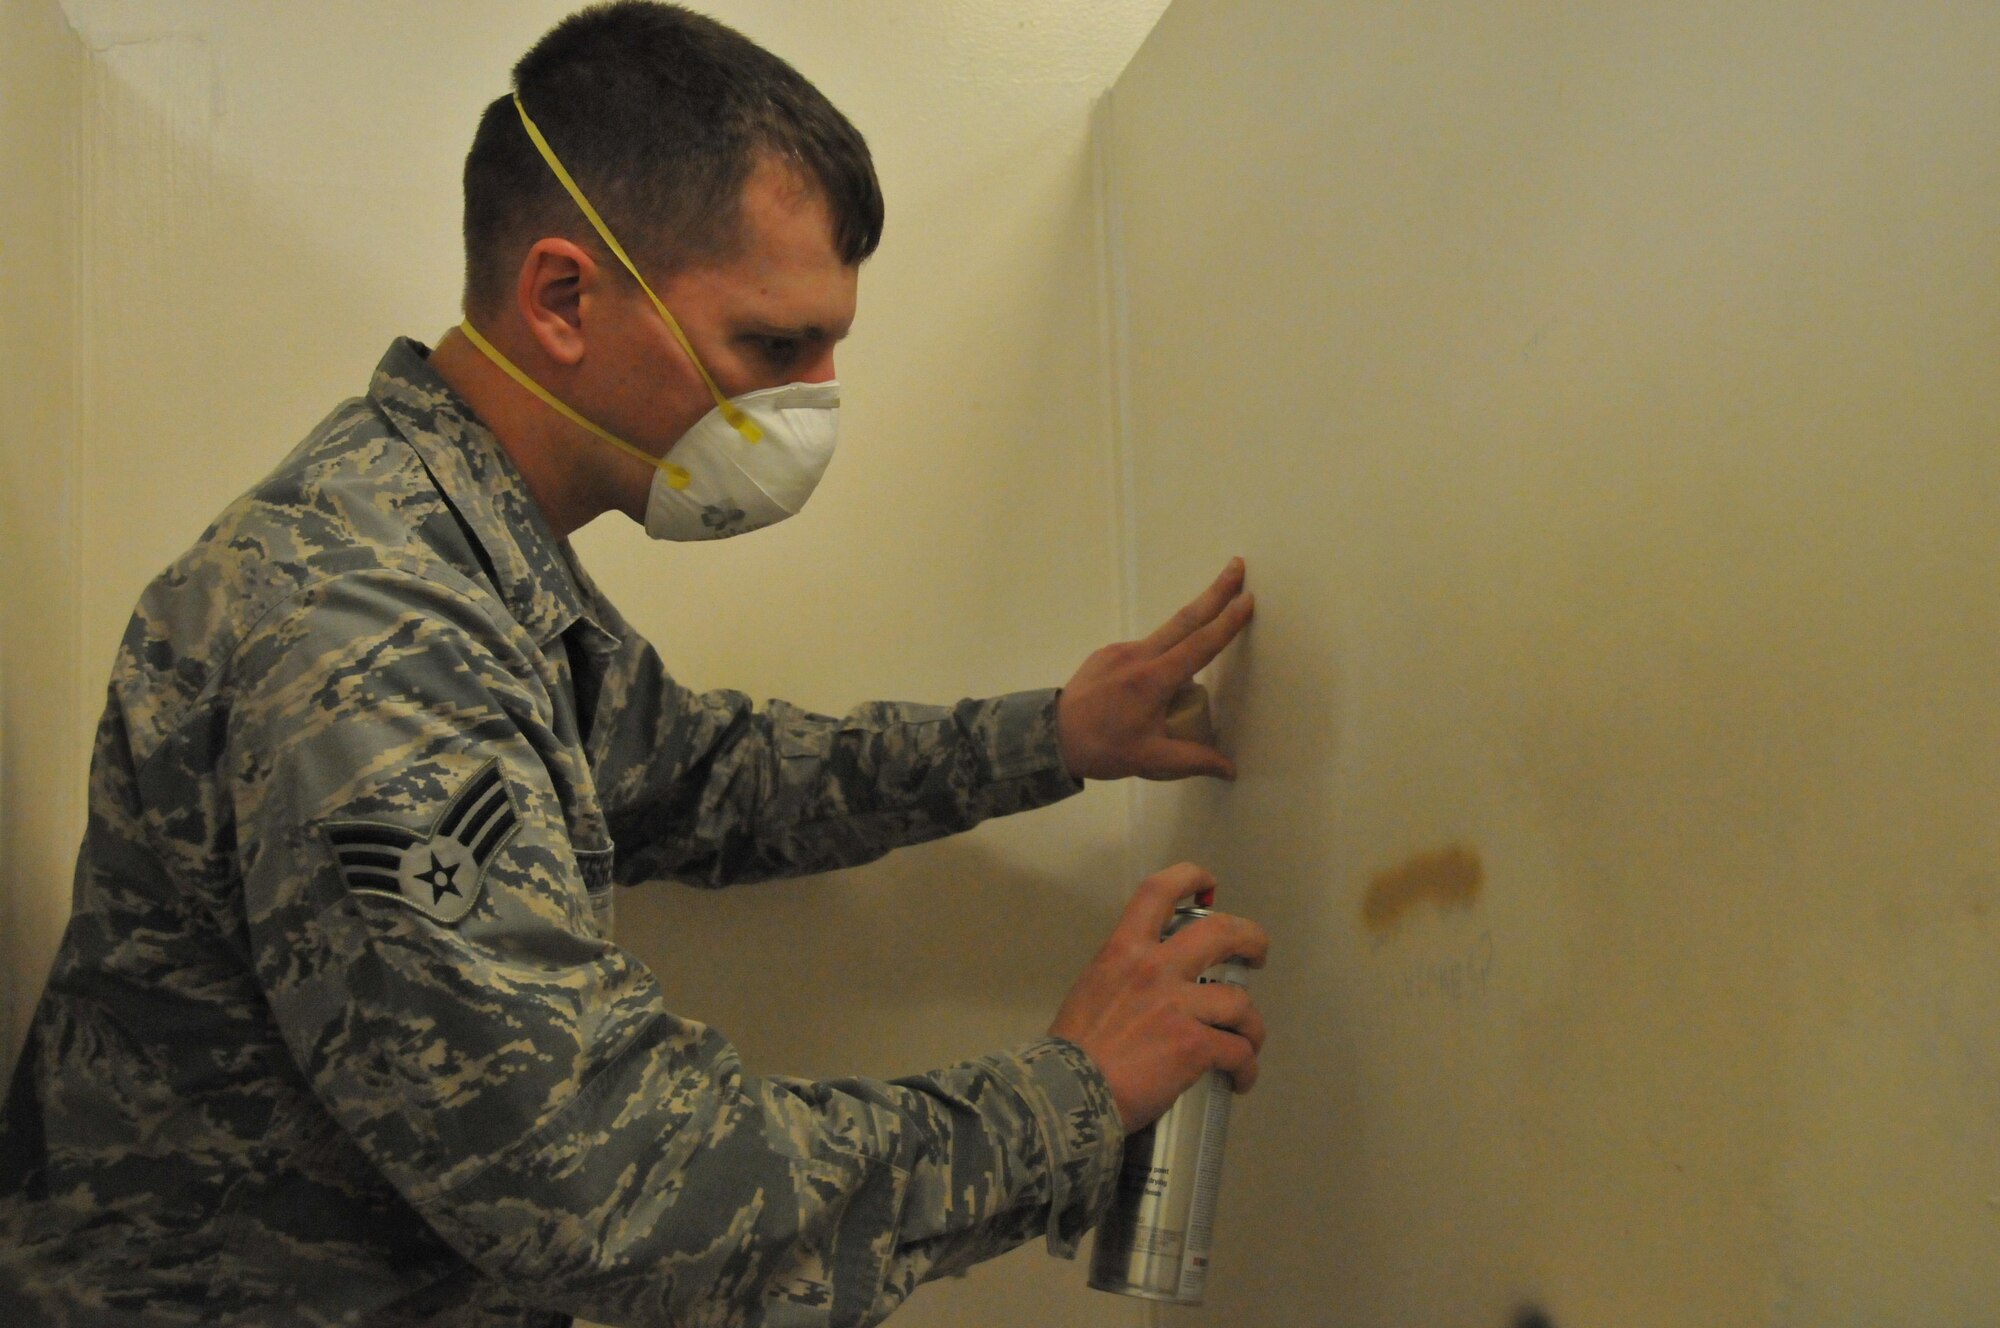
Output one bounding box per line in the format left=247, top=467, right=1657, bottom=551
left=322, top=760, right=520, bottom=924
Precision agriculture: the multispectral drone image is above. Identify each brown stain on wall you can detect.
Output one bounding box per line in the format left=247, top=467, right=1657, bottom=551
left=1363, top=844, right=1484, bottom=935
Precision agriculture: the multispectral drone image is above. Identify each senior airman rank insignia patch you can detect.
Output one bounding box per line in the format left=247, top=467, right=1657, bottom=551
left=322, top=760, right=520, bottom=924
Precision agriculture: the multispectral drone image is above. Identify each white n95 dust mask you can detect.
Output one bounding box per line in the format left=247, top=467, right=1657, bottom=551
left=458, top=93, right=840, bottom=542
left=640, top=379, right=839, bottom=540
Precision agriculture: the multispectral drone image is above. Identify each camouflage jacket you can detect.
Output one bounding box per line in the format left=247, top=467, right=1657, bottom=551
left=0, top=340, right=1123, bottom=1327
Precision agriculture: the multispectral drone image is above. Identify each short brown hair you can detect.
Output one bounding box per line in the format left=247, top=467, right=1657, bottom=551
left=461, top=1, right=883, bottom=318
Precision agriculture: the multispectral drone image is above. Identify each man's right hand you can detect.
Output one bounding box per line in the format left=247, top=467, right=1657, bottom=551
left=1048, top=863, right=1269, bottom=1133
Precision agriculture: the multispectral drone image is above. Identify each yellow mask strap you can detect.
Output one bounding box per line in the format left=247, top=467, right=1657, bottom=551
left=512, top=94, right=762, bottom=445
left=458, top=317, right=692, bottom=490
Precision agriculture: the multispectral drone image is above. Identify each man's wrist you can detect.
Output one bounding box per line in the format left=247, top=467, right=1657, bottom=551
left=993, top=1036, right=1126, bottom=1258
left=972, top=687, right=1083, bottom=794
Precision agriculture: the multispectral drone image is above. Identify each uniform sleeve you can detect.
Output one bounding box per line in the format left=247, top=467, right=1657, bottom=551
left=582, top=616, right=1084, bottom=889
left=230, top=568, right=1123, bottom=1328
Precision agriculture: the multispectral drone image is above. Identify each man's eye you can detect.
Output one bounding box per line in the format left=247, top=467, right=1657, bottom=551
left=758, top=337, right=801, bottom=366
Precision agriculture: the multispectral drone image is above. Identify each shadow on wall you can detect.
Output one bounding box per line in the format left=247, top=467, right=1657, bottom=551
left=621, top=830, right=1129, bottom=1081
left=0, top=0, right=83, bottom=1075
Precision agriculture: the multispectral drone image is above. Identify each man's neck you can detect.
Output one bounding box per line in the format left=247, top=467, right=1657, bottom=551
left=427, top=327, right=643, bottom=540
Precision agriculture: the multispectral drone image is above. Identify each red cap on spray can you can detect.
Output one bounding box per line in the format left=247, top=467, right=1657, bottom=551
left=1194, top=886, right=1216, bottom=909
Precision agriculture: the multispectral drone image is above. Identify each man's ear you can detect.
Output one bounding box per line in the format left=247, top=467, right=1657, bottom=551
left=515, top=238, right=599, bottom=367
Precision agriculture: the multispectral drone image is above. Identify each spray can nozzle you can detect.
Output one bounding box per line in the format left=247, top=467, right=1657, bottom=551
left=1194, top=886, right=1216, bottom=909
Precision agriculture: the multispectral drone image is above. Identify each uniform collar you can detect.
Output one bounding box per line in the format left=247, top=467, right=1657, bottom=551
left=367, top=337, right=613, bottom=651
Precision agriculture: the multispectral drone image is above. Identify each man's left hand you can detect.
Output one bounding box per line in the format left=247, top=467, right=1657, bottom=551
left=1057, top=559, right=1254, bottom=782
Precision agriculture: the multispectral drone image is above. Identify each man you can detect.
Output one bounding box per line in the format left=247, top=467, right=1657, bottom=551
left=0, top=4, right=1267, bottom=1325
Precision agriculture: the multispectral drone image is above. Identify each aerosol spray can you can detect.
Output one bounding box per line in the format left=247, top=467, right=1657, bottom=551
left=1088, top=889, right=1250, bottom=1306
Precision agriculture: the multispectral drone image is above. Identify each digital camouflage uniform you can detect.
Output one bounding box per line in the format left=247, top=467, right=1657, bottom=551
left=0, top=339, right=1124, bottom=1327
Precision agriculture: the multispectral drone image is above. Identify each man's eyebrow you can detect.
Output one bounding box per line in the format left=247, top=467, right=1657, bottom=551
left=739, top=321, right=847, bottom=341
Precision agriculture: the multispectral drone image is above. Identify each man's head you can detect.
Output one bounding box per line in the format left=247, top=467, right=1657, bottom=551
left=461, top=1, right=882, bottom=324
left=445, top=2, right=879, bottom=534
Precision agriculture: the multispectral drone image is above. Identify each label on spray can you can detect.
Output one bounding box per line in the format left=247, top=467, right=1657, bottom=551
left=1088, top=904, right=1250, bottom=1306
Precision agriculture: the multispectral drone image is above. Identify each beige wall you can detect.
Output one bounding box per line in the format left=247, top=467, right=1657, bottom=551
left=1, top=0, right=86, bottom=1072
left=6, top=1, right=1167, bottom=1324
left=1108, top=1, right=2000, bottom=1324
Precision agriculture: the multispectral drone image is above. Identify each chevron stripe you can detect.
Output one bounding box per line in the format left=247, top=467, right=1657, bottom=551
left=455, top=782, right=509, bottom=847
left=327, top=824, right=419, bottom=851
left=437, top=765, right=502, bottom=839
left=470, top=807, right=518, bottom=864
